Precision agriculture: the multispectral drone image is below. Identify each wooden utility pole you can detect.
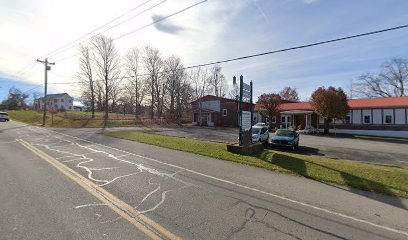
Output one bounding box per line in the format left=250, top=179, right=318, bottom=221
left=37, top=58, right=55, bottom=126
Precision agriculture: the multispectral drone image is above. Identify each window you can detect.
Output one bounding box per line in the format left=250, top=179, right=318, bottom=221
left=281, top=116, right=286, bottom=123
left=271, top=116, right=276, bottom=123
left=222, top=109, right=227, bottom=116
left=385, top=115, right=392, bottom=124
left=364, top=115, right=371, bottom=124
left=345, top=115, right=351, bottom=124
left=61, top=98, right=64, bottom=102
left=54, top=99, right=58, bottom=103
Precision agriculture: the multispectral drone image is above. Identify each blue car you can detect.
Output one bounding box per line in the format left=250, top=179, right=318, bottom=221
left=271, top=129, right=299, bottom=150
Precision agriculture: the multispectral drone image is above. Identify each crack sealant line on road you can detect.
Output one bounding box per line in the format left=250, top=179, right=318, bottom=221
left=17, top=138, right=181, bottom=240
left=38, top=128, right=408, bottom=238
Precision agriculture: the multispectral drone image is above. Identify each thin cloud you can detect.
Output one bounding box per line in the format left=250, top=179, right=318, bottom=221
left=151, top=14, right=185, bottom=35
left=303, top=0, right=318, bottom=4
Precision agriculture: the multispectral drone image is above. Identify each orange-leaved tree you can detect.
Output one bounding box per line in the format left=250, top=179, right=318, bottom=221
left=310, top=86, right=349, bottom=134
left=257, top=93, right=282, bottom=129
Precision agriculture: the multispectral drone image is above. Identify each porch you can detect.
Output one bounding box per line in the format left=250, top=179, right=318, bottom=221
left=280, top=110, right=315, bottom=130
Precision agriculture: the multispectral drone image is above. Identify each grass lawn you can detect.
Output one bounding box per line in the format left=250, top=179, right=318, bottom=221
left=8, top=110, right=144, bottom=128
left=106, top=130, right=408, bottom=199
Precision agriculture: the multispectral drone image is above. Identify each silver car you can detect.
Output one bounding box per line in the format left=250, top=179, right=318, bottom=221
left=0, top=112, right=9, bottom=122
left=252, top=126, right=269, bottom=142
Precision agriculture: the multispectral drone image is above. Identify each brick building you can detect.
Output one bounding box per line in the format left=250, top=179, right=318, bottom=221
left=191, top=95, right=259, bottom=127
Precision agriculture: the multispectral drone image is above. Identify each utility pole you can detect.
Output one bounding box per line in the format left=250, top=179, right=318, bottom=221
left=37, top=58, right=55, bottom=126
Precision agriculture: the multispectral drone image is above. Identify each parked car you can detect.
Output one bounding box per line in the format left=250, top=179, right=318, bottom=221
left=254, top=122, right=267, bottom=126
left=252, top=126, right=269, bottom=142
left=304, top=126, right=320, bottom=134
left=0, top=112, right=9, bottom=122
left=271, top=129, right=299, bottom=150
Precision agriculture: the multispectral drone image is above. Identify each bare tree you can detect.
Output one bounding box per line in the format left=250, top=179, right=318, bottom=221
left=190, top=67, right=211, bottom=126
left=92, top=35, right=121, bottom=120
left=143, top=46, right=163, bottom=118
left=191, top=67, right=210, bottom=100
left=164, top=55, right=185, bottom=119
left=208, top=64, right=227, bottom=97
left=356, top=58, right=408, bottom=97
left=78, top=44, right=96, bottom=118
left=228, top=84, right=239, bottom=100
left=125, top=47, right=144, bottom=116
left=279, top=86, right=300, bottom=101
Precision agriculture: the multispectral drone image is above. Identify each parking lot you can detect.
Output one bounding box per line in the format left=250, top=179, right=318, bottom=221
left=151, top=127, right=408, bottom=167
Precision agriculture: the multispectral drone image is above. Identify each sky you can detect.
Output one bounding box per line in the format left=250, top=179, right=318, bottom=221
left=1, top=0, right=408, bottom=103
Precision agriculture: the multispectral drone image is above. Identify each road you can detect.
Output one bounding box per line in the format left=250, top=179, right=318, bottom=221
left=1, top=121, right=408, bottom=240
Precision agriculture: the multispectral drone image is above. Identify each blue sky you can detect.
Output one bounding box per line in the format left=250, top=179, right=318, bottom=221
left=1, top=0, right=408, bottom=102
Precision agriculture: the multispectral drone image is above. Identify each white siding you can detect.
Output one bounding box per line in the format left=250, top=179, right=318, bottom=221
left=372, top=109, right=382, bottom=124
left=352, top=110, right=361, bottom=124
left=362, top=109, right=371, bottom=124
left=395, top=108, right=406, bottom=124
left=200, top=100, right=220, bottom=112
left=319, top=116, right=324, bottom=124
left=383, top=109, right=393, bottom=124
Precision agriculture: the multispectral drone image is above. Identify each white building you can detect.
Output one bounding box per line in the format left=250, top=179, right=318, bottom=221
left=36, top=93, right=73, bottom=111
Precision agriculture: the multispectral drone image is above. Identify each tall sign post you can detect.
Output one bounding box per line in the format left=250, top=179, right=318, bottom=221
left=234, top=75, right=253, bottom=146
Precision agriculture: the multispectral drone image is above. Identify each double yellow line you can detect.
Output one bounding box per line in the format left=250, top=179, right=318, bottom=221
left=18, top=139, right=180, bottom=240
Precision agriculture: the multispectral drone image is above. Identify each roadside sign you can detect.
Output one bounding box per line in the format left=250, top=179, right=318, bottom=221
left=241, top=111, right=251, bottom=131
left=233, top=75, right=253, bottom=146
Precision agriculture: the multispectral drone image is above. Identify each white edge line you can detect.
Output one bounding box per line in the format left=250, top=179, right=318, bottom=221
left=35, top=127, right=408, bottom=237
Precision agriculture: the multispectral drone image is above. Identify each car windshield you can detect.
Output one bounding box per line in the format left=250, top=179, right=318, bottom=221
left=251, top=128, right=261, bottom=134
left=275, top=130, right=294, bottom=137
left=0, top=112, right=8, bottom=116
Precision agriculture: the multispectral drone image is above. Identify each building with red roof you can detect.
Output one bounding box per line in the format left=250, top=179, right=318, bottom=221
left=255, top=96, right=408, bottom=131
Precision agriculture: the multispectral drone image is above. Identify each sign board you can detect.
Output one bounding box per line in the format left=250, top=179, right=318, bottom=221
left=241, top=111, right=251, bottom=131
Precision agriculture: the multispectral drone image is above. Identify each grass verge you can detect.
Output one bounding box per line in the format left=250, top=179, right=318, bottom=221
left=106, top=130, right=408, bottom=198
left=8, top=110, right=144, bottom=128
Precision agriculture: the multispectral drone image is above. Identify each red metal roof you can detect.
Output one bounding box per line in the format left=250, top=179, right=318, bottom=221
left=348, top=96, right=408, bottom=108
left=255, top=96, right=408, bottom=111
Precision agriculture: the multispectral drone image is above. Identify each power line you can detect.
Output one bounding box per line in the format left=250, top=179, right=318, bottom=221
left=22, top=84, right=44, bottom=94
left=114, top=0, right=207, bottom=41
left=48, top=0, right=169, bottom=58
left=54, top=0, right=208, bottom=63
left=182, top=24, right=408, bottom=69
left=44, top=0, right=155, bottom=58
left=51, top=23, right=408, bottom=85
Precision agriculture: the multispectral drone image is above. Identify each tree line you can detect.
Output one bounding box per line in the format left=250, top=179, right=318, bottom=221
left=78, top=35, right=228, bottom=120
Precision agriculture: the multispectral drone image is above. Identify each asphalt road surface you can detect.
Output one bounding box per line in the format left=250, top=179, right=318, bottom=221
left=1, top=121, right=408, bottom=240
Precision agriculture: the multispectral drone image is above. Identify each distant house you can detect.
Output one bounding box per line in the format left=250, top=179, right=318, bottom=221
left=255, top=96, right=408, bottom=132
left=190, top=95, right=259, bottom=127
left=73, top=101, right=86, bottom=112
left=35, top=93, right=73, bottom=111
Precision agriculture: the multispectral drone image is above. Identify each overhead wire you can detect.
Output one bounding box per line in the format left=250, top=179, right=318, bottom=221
left=49, top=23, right=408, bottom=86
left=54, top=0, right=208, bottom=63
left=13, top=0, right=157, bottom=79
left=44, top=0, right=156, bottom=58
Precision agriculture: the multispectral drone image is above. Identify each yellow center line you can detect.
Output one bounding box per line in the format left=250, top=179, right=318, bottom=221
left=18, top=139, right=181, bottom=240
